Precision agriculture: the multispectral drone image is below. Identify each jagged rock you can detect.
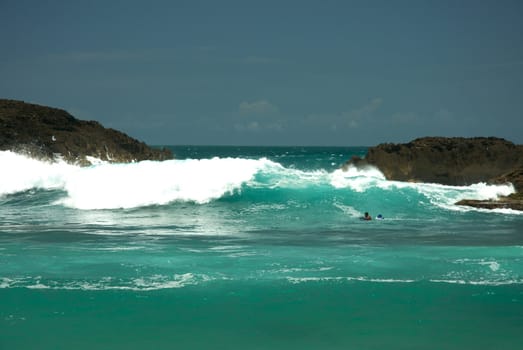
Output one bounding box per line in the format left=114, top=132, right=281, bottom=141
left=345, top=137, right=523, bottom=185
left=0, top=99, right=172, bottom=165
left=343, top=137, right=523, bottom=211
left=455, top=198, right=523, bottom=211
left=489, top=166, right=523, bottom=193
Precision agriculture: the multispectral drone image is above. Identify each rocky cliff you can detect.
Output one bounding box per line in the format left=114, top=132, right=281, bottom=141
left=344, top=137, right=523, bottom=210
left=0, top=99, right=172, bottom=165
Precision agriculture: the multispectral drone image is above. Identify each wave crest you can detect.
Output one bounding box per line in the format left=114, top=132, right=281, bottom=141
left=0, top=151, right=516, bottom=211
left=59, top=157, right=272, bottom=209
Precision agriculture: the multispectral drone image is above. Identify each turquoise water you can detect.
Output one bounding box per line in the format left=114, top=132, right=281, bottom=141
left=1, top=146, right=522, bottom=349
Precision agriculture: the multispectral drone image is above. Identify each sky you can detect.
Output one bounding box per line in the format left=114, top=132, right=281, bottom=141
left=1, top=0, right=522, bottom=146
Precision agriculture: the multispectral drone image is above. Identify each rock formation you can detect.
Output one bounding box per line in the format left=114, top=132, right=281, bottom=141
left=344, top=137, right=523, bottom=211
left=0, top=99, right=172, bottom=165
left=454, top=196, right=523, bottom=211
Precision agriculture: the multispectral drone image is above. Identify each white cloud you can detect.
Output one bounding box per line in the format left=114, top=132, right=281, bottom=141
left=45, top=48, right=184, bottom=64
left=239, top=100, right=279, bottom=115
left=47, top=50, right=149, bottom=63
left=241, top=56, right=281, bottom=65
left=390, top=111, right=419, bottom=124
left=239, top=121, right=260, bottom=131
left=344, top=97, right=383, bottom=126
left=235, top=100, right=284, bottom=132
left=387, top=109, right=454, bottom=126
left=348, top=120, right=359, bottom=128
left=303, top=97, right=384, bottom=130
left=434, top=109, right=454, bottom=121
left=234, top=120, right=284, bottom=133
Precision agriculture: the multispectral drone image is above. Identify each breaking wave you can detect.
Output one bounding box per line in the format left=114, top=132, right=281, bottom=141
left=0, top=150, right=516, bottom=211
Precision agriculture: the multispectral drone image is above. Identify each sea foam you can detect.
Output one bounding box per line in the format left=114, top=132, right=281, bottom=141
left=0, top=151, right=76, bottom=195
left=0, top=151, right=273, bottom=209
left=60, top=157, right=277, bottom=209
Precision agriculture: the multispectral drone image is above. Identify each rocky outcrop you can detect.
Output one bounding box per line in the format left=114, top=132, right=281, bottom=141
left=489, top=166, right=523, bottom=193
left=455, top=197, right=523, bottom=211
left=0, top=99, right=172, bottom=165
left=455, top=167, right=523, bottom=210
left=344, top=137, right=523, bottom=211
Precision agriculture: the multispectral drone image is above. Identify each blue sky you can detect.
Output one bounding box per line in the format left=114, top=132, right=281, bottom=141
left=1, top=0, right=522, bottom=145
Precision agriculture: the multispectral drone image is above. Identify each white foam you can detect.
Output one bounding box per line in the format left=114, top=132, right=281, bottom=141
left=132, top=273, right=202, bottom=290
left=60, top=158, right=273, bottom=209
left=0, top=273, right=214, bottom=291
left=478, top=261, right=501, bottom=272
left=285, top=275, right=522, bottom=286
left=84, top=156, right=108, bottom=166
left=0, top=151, right=78, bottom=196
left=250, top=162, right=330, bottom=189
left=455, top=258, right=503, bottom=272
left=429, top=279, right=523, bottom=286
left=275, top=266, right=334, bottom=273
left=432, top=182, right=516, bottom=212
left=89, top=246, right=147, bottom=252
left=208, top=245, right=247, bottom=251
left=333, top=163, right=518, bottom=213
left=330, top=165, right=385, bottom=192
left=286, top=276, right=416, bottom=284
left=330, top=161, right=517, bottom=210
left=0, top=151, right=276, bottom=209
left=333, top=203, right=361, bottom=218
left=26, top=282, right=51, bottom=290
left=0, top=277, right=13, bottom=288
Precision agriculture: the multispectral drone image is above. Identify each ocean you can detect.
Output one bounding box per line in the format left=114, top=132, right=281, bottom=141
left=1, top=146, right=522, bottom=349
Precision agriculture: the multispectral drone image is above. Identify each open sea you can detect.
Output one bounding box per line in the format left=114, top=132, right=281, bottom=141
left=1, top=146, right=522, bottom=349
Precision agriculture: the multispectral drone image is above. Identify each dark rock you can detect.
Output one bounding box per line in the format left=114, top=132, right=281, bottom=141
left=0, top=99, right=172, bottom=165
left=345, top=155, right=370, bottom=168
left=363, top=137, right=522, bottom=185
left=455, top=198, right=523, bottom=211
left=343, top=137, right=523, bottom=211
left=489, top=166, right=523, bottom=193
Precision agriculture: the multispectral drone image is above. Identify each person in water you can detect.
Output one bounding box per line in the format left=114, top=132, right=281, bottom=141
left=363, top=212, right=372, bottom=220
